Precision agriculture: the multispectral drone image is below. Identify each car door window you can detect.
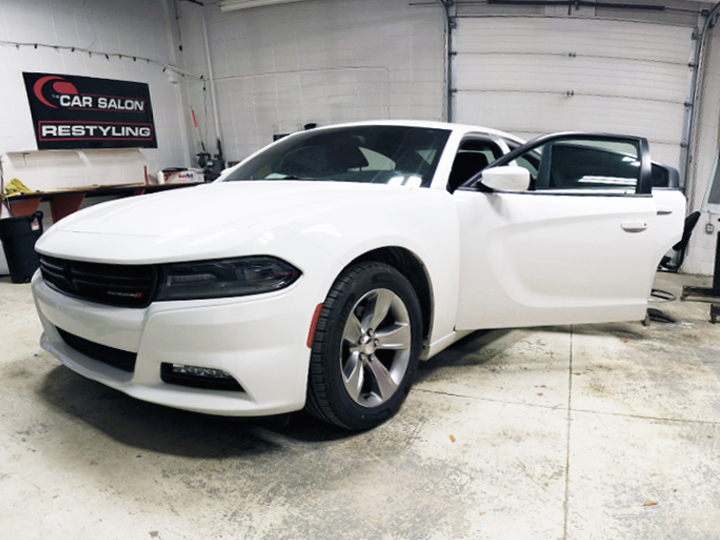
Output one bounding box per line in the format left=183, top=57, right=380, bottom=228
left=510, top=138, right=642, bottom=194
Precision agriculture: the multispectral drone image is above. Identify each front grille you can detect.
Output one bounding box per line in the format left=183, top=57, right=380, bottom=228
left=57, top=327, right=137, bottom=373
left=40, top=255, right=156, bottom=308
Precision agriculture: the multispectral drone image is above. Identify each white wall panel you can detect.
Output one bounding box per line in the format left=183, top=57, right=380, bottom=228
left=454, top=18, right=694, bottom=168
left=0, top=0, right=189, bottom=191
left=214, top=67, right=391, bottom=153
left=177, top=0, right=445, bottom=162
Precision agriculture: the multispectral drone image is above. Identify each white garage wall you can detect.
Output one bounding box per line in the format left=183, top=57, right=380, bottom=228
left=454, top=17, right=694, bottom=170
left=175, top=0, right=445, bottom=163
left=0, top=0, right=190, bottom=192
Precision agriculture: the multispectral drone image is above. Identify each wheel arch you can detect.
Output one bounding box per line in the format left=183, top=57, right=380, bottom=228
left=345, top=246, right=434, bottom=359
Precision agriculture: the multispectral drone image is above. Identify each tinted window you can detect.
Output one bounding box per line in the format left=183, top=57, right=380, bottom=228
left=512, top=138, right=641, bottom=193
left=223, top=126, right=451, bottom=187
left=651, top=163, right=679, bottom=188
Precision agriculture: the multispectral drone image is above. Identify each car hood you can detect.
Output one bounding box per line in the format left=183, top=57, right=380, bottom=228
left=37, top=181, right=434, bottom=264
left=53, top=181, right=400, bottom=237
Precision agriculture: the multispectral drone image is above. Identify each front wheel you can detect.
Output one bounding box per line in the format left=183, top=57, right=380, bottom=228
left=306, top=262, right=423, bottom=430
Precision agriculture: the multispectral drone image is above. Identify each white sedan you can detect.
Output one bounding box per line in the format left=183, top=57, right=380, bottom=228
left=31, top=121, right=685, bottom=430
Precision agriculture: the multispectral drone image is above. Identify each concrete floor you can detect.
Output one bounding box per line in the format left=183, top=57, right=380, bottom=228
left=2, top=272, right=720, bottom=540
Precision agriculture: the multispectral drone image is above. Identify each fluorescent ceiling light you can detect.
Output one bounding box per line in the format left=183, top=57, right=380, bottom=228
left=218, top=0, right=310, bottom=12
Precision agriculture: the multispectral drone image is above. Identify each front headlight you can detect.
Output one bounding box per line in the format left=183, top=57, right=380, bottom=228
left=156, top=256, right=301, bottom=301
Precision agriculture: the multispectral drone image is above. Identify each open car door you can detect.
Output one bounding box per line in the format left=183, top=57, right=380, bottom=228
left=453, top=133, right=684, bottom=331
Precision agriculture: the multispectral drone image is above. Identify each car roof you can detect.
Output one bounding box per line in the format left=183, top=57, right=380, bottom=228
left=296, top=120, right=525, bottom=144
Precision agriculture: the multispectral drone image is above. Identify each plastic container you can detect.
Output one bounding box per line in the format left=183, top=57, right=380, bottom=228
left=0, top=211, right=44, bottom=283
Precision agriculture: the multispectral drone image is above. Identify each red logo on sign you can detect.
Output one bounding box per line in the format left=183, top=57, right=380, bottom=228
left=33, top=76, right=79, bottom=109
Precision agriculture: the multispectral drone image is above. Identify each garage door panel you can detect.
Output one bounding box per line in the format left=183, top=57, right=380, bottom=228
left=646, top=143, right=682, bottom=170
left=457, top=92, right=684, bottom=141
left=456, top=55, right=688, bottom=103
left=455, top=17, right=693, bottom=171
left=456, top=18, right=693, bottom=65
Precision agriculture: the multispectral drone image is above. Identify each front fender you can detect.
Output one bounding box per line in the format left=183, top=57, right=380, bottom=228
left=280, top=188, right=461, bottom=347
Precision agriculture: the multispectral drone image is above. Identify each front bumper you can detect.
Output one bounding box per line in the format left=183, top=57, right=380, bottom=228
left=32, top=271, right=317, bottom=417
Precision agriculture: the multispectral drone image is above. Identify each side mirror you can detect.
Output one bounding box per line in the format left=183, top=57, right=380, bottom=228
left=480, top=166, right=531, bottom=192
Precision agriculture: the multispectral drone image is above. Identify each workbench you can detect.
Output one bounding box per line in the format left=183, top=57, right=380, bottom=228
left=3, top=183, right=201, bottom=222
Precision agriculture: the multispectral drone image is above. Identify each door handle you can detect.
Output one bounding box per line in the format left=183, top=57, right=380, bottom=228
left=657, top=208, right=673, bottom=215
left=621, top=221, right=648, bottom=232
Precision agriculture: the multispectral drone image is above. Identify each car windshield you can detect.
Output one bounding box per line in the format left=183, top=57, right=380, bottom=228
left=222, top=125, right=451, bottom=187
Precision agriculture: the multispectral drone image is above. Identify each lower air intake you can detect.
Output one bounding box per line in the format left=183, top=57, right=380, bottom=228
left=56, top=327, right=137, bottom=373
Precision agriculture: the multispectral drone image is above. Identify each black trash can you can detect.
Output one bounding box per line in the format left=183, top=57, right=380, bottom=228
left=0, top=211, right=44, bottom=284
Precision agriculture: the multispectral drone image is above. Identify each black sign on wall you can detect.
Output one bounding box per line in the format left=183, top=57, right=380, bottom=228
left=23, top=72, right=158, bottom=150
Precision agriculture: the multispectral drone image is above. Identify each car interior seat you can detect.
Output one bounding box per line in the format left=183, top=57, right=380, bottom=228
left=448, top=152, right=489, bottom=193
left=659, top=210, right=701, bottom=272
left=646, top=210, right=701, bottom=325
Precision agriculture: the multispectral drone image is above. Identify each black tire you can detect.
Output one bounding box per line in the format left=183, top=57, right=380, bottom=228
left=306, top=262, right=422, bottom=430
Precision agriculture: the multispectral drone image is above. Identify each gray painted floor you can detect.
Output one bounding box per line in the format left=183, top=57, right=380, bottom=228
left=2, top=272, right=720, bottom=540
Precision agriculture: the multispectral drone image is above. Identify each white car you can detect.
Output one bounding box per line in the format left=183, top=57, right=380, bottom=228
left=31, top=121, right=685, bottom=430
